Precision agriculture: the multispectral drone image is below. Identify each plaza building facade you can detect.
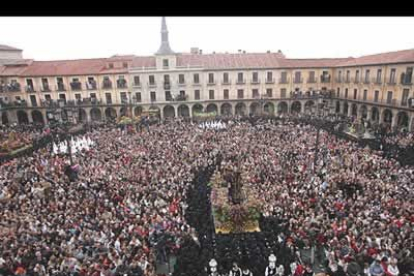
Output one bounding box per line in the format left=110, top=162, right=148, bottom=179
left=1, top=18, right=414, bottom=130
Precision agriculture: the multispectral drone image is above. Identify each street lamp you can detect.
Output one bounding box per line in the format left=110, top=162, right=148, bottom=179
left=313, top=95, right=325, bottom=172
left=128, top=91, right=132, bottom=117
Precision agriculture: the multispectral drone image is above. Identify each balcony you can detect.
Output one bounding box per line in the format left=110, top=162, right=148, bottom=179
left=56, top=83, right=66, bottom=91
left=207, top=81, right=216, bottom=86
left=363, top=79, right=370, bottom=85
left=265, top=78, right=275, bottom=84
left=86, top=81, right=97, bottom=90
left=148, top=82, right=157, bottom=88
left=335, top=78, right=342, bottom=83
left=236, top=79, right=246, bottom=85
left=293, top=78, right=303, bottom=84
left=251, top=79, right=260, bottom=85
left=193, top=81, right=201, bottom=86
left=163, top=82, right=171, bottom=90
left=279, top=78, right=289, bottom=84
left=344, top=78, right=351, bottom=84
left=354, top=78, right=360, bottom=84
left=175, top=94, right=188, bottom=101
left=307, top=78, right=317, bottom=84
left=387, top=80, right=396, bottom=86
left=102, top=81, right=113, bottom=89
left=320, top=76, right=331, bottom=83
left=70, top=82, right=82, bottom=91
left=117, top=80, right=128, bottom=89
left=400, top=73, right=413, bottom=86
left=25, top=85, right=36, bottom=93
left=221, top=80, right=231, bottom=85
left=372, top=78, right=382, bottom=85
left=41, top=85, right=51, bottom=92
left=1, top=83, right=22, bottom=92
left=178, top=81, right=186, bottom=87
left=133, top=82, right=141, bottom=88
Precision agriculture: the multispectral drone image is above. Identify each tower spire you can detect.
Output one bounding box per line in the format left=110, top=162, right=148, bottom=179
left=156, top=17, right=174, bottom=55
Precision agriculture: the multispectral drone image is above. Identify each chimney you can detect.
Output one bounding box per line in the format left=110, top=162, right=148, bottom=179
left=191, top=47, right=199, bottom=54
left=238, top=49, right=242, bottom=53
left=243, top=50, right=246, bottom=54
left=267, top=50, right=271, bottom=53
left=199, top=49, right=203, bottom=54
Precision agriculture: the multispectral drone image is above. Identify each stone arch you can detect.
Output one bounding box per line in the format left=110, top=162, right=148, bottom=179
left=351, top=103, right=358, bottom=116
left=90, top=108, right=102, bottom=121
left=235, top=102, right=247, bottom=116
left=250, top=102, right=261, bottom=116
left=105, top=107, right=117, bottom=120
left=371, top=107, right=379, bottom=122
left=335, top=101, right=341, bottom=113
left=396, top=111, right=409, bottom=129
left=31, top=110, right=44, bottom=125
left=134, top=106, right=143, bottom=117
left=343, top=102, right=349, bottom=115
left=148, top=106, right=161, bottom=118
left=78, top=109, right=87, bottom=123
left=359, top=105, right=368, bottom=119
left=278, top=101, right=288, bottom=114
left=382, top=109, right=393, bottom=124
left=291, top=101, right=302, bottom=114
left=220, top=103, right=232, bottom=116
left=177, top=104, right=190, bottom=117
left=163, top=105, right=175, bottom=118
left=192, top=104, right=203, bottom=116
left=1, top=112, right=9, bottom=125
left=305, top=101, right=315, bottom=114
left=206, top=103, right=218, bottom=114
left=120, top=106, right=128, bottom=117
left=263, top=102, right=275, bottom=115
left=17, top=110, right=29, bottom=124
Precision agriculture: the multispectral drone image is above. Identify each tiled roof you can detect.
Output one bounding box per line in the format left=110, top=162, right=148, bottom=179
left=336, top=48, right=414, bottom=67
left=279, top=58, right=353, bottom=68
left=20, top=59, right=108, bottom=76
left=0, top=44, right=22, bottom=51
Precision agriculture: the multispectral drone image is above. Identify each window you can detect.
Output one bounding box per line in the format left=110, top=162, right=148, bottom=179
left=120, top=92, right=128, bottom=104
left=109, top=63, right=114, bottom=69
left=402, top=89, right=409, bottom=106
left=44, top=94, right=51, bottom=101
left=353, top=89, right=358, bottom=100
left=42, top=78, right=49, bottom=88
left=179, top=74, right=185, bottom=84
left=337, top=88, right=340, bottom=97
left=252, top=72, right=258, bottom=83
left=267, top=72, right=273, bottom=82
left=355, top=70, right=360, bottom=83
left=223, top=89, right=229, bottom=99
left=252, top=89, right=259, bottom=98
left=105, top=93, right=112, bottom=104
left=237, top=89, right=244, bottom=99
left=345, top=88, right=348, bottom=99
left=209, top=90, right=215, bottom=100
left=266, top=88, right=272, bottom=97
left=193, top=74, right=200, bottom=84
left=26, top=79, right=34, bottom=88
left=237, top=73, right=244, bottom=83
left=309, top=71, right=316, bottom=83
left=389, top=68, right=396, bottom=84
left=374, top=91, right=379, bottom=102
left=208, top=73, right=214, bottom=84
left=75, top=94, right=82, bottom=101
left=346, top=70, right=350, bottom=82
left=150, top=91, right=156, bottom=102
left=377, top=69, right=382, bottom=83
left=59, top=94, right=66, bottom=101
left=194, top=90, right=200, bottom=100
left=404, top=67, right=413, bottom=84
left=295, top=72, right=302, bottom=83
left=281, top=72, right=287, bottom=83
left=337, top=71, right=342, bottom=82
left=387, top=91, right=393, bottom=104
left=281, top=88, right=286, bottom=98
left=223, top=73, right=229, bottom=83
left=363, top=90, right=368, bottom=101
left=149, top=75, right=155, bottom=85
left=180, top=90, right=185, bottom=97
left=30, top=95, right=37, bottom=107
left=165, top=91, right=172, bottom=101
left=134, top=76, right=140, bottom=86
left=365, top=70, right=370, bottom=83
left=136, top=92, right=142, bottom=103
left=163, top=59, right=169, bottom=68
left=123, top=62, right=128, bottom=68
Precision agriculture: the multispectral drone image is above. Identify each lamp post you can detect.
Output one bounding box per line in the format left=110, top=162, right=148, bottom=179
left=313, top=95, right=325, bottom=172
left=128, top=91, right=132, bottom=117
